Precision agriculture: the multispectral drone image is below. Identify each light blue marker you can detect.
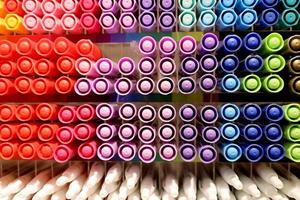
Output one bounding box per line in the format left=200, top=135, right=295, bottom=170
left=197, top=0, right=216, bottom=12
left=216, top=9, right=237, bottom=31
left=220, top=103, right=240, bottom=121
left=221, top=74, right=240, bottom=93
left=221, top=143, right=242, bottom=162
left=235, top=9, right=258, bottom=30
left=257, top=8, right=279, bottom=29
left=216, top=0, right=237, bottom=13
left=197, top=10, right=217, bottom=31
left=220, top=123, right=240, bottom=141
left=235, top=0, right=259, bottom=13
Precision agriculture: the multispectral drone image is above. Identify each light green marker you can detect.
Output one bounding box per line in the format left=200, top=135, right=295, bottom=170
left=263, top=55, right=286, bottom=73
left=284, top=143, right=300, bottom=162
left=241, top=74, right=261, bottom=93
left=283, top=103, right=300, bottom=122
left=179, top=0, right=196, bottom=11
left=284, top=124, right=300, bottom=142
left=261, top=33, right=284, bottom=54
left=179, top=10, right=196, bottom=32
left=262, top=74, right=284, bottom=93
left=197, top=10, right=217, bottom=31
left=278, top=9, right=299, bottom=29
left=282, top=0, right=300, bottom=8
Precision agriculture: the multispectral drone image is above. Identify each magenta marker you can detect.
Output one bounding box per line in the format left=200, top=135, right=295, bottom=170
left=75, top=57, right=98, bottom=78
left=119, top=103, right=137, bottom=121
left=118, top=123, right=137, bottom=142
left=138, top=57, right=156, bottom=76
left=119, top=0, right=137, bottom=12
left=99, top=0, right=119, bottom=13
left=199, top=74, right=217, bottom=92
left=159, top=57, right=176, bottom=76
left=159, top=36, right=177, bottom=57
left=199, top=145, right=217, bottom=163
left=96, top=103, right=118, bottom=121
left=138, top=125, right=156, bottom=144
left=201, top=126, right=220, bottom=143
left=158, top=124, right=176, bottom=142
left=158, top=104, right=176, bottom=122
left=137, top=77, right=155, bottom=95
left=180, top=57, right=199, bottom=75
left=74, top=123, right=96, bottom=141
left=159, top=12, right=176, bottom=32
left=200, top=105, right=218, bottom=124
left=159, top=143, right=177, bottom=161
left=179, top=124, right=198, bottom=142
left=199, top=54, right=218, bottom=73
left=179, top=104, right=197, bottom=122
left=92, top=78, right=114, bottom=95
left=74, top=78, right=92, bottom=96
left=179, top=143, right=197, bottom=162
left=159, top=0, right=175, bottom=11
left=139, top=11, right=156, bottom=32
left=120, top=13, right=138, bottom=33
left=178, top=77, right=196, bottom=94
left=114, top=77, right=135, bottom=96
left=138, top=144, right=156, bottom=163
left=139, top=0, right=156, bottom=11
left=199, top=32, right=219, bottom=53
left=138, top=105, right=156, bottom=123
left=118, top=57, right=136, bottom=76
left=118, top=143, right=137, bottom=161
left=99, top=12, right=120, bottom=33
left=96, top=123, right=117, bottom=141
left=95, top=58, right=118, bottom=77
left=179, top=36, right=197, bottom=57
left=157, top=77, right=175, bottom=95
left=139, top=36, right=157, bottom=58
left=97, top=142, right=118, bottom=161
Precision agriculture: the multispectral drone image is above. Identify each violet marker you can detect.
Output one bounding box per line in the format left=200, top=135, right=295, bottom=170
left=119, top=103, right=137, bottom=121
left=157, top=77, right=175, bottom=95
left=96, top=103, right=118, bottom=121
left=138, top=57, right=156, bottom=76
left=114, top=77, right=135, bottom=96
left=159, top=143, right=177, bottom=161
left=159, top=0, right=175, bottom=12
left=179, top=36, right=197, bottom=57
left=158, top=104, right=176, bottom=123
left=139, top=36, right=157, bottom=58
left=98, top=0, right=119, bottom=14
left=179, top=124, right=198, bottom=142
left=95, top=58, right=118, bottom=77
left=159, top=12, right=176, bottom=32
left=159, top=36, right=177, bottom=57
left=201, top=126, right=220, bottom=144
left=118, top=57, right=136, bottom=76
left=139, top=11, right=156, bottom=32
left=97, top=141, right=118, bottom=161
left=92, top=78, right=114, bottom=95
left=178, top=77, right=196, bottom=94
left=119, top=0, right=137, bottom=12
left=180, top=57, right=199, bottom=75
left=118, top=143, right=137, bottom=161
left=74, top=78, right=92, bottom=96
left=199, top=145, right=217, bottom=163
left=118, top=123, right=137, bottom=142
left=137, top=77, right=155, bottom=95
left=179, top=143, right=197, bottom=162
left=200, top=105, right=218, bottom=124
left=138, top=125, right=156, bottom=144
left=99, top=12, right=120, bottom=33
left=199, top=32, right=219, bottom=53
left=199, top=54, right=218, bottom=73
left=138, top=144, right=156, bottom=163
left=139, top=0, right=156, bottom=11
left=96, top=123, right=117, bottom=142
left=120, top=13, right=138, bottom=33
left=159, top=57, right=176, bottom=76
left=158, top=123, right=176, bottom=142
left=179, top=104, right=197, bottom=122
left=199, top=74, right=217, bottom=93
left=138, top=105, right=156, bottom=123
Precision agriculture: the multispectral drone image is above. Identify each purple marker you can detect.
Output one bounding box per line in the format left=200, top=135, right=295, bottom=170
left=199, top=74, right=217, bottom=92
left=139, top=36, right=157, bottom=58
left=159, top=57, right=176, bottom=76
left=138, top=105, right=156, bottom=123
left=179, top=104, right=197, bottom=122
left=139, top=0, right=156, bottom=11
left=159, top=36, right=177, bottom=57
left=118, top=57, right=136, bottom=76
left=180, top=57, right=199, bottom=75
left=158, top=123, right=176, bottom=142
left=95, top=58, right=118, bottom=77
left=75, top=58, right=98, bottom=77
left=157, top=77, right=175, bottom=95
left=118, top=143, right=137, bottom=161
left=92, top=78, right=114, bottom=95
left=99, top=12, right=120, bottom=33
left=179, top=124, right=198, bottom=142
left=98, top=0, right=119, bottom=14
left=159, top=12, right=176, bottom=32
left=159, top=143, right=177, bottom=161
left=119, top=103, right=137, bottom=121
left=119, top=0, right=137, bottom=12
left=201, top=126, right=220, bottom=143
left=199, top=32, right=219, bottom=53
left=179, top=36, right=197, bottom=57
left=139, top=11, right=156, bottom=32
left=200, top=105, right=218, bottom=124
left=138, top=125, right=156, bottom=144
left=96, top=123, right=117, bottom=141
left=199, top=145, right=217, bottom=163
left=159, top=0, right=175, bottom=12
left=158, top=104, right=176, bottom=122
left=137, top=77, right=155, bottom=95
left=114, top=77, right=135, bottom=95
left=74, top=78, right=92, bottom=96
left=120, top=13, right=138, bottom=33
left=138, top=144, right=156, bottom=163
left=199, top=54, right=218, bottom=73
left=179, top=143, right=197, bottom=162
left=97, top=142, right=118, bottom=161
left=138, top=57, right=156, bottom=76
left=118, top=123, right=137, bottom=142
left=96, top=103, right=118, bottom=121
left=178, top=77, right=196, bottom=94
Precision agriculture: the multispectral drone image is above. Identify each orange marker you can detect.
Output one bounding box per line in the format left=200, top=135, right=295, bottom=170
left=15, top=104, right=36, bottom=122
left=75, top=39, right=102, bottom=60
left=36, top=103, right=59, bottom=121
left=56, top=56, right=77, bottom=75
left=55, top=76, right=75, bottom=94
left=0, top=142, right=19, bottom=160
left=0, top=40, right=16, bottom=59
left=0, top=124, right=17, bottom=141
left=4, top=14, right=29, bottom=34
left=16, top=37, right=37, bottom=57
left=38, top=123, right=59, bottom=141
left=16, top=123, right=38, bottom=141
left=17, top=56, right=36, bottom=75
left=35, top=38, right=55, bottom=58
left=0, top=1, right=8, bottom=18
left=0, top=18, right=10, bottom=34
left=15, top=76, right=32, bottom=94
left=37, top=142, right=58, bottom=160
left=18, top=141, right=39, bottom=160
left=4, top=0, right=25, bottom=15
left=0, top=104, right=16, bottom=122
left=54, top=37, right=78, bottom=57
left=34, top=59, right=59, bottom=77
left=0, top=61, right=19, bottom=77
left=0, top=78, right=15, bottom=96
left=31, top=78, right=55, bottom=95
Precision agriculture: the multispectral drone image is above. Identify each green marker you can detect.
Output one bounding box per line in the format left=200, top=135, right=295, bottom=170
left=284, top=143, right=300, bottom=162
left=261, top=33, right=284, bottom=54
left=278, top=9, right=299, bottom=29
left=282, top=0, right=300, bottom=8
left=179, top=0, right=196, bottom=11
left=179, top=10, right=196, bottom=32
left=262, top=74, right=284, bottom=93
left=263, top=55, right=286, bottom=73
left=284, top=124, right=300, bottom=142
left=283, top=103, right=300, bottom=122
left=241, top=74, right=262, bottom=93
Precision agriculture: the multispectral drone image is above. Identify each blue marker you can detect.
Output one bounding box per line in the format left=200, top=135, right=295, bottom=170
left=236, top=0, right=259, bottom=13
left=243, top=32, right=262, bottom=52
left=216, top=0, right=237, bottom=12
left=197, top=0, right=217, bottom=12
left=242, top=55, right=264, bottom=73
left=220, top=54, right=239, bottom=73
left=221, top=74, right=240, bottom=93
left=257, top=8, right=279, bottom=29
left=235, top=9, right=258, bottom=30
left=257, top=0, right=278, bottom=8
left=220, top=103, right=240, bottom=121
left=242, top=103, right=262, bottom=121
left=264, top=123, right=283, bottom=142
left=220, top=123, right=240, bottom=141
left=197, top=10, right=217, bottom=31
left=216, top=9, right=238, bottom=31
left=219, top=34, right=242, bottom=53
left=242, top=124, right=263, bottom=141
left=221, top=143, right=242, bottom=162
left=243, top=144, right=264, bottom=162
left=263, top=104, right=284, bottom=122
left=265, top=144, right=285, bottom=162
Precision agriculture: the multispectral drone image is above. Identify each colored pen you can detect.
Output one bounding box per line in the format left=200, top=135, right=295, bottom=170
left=0, top=78, right=15, bottom=96
left=159, top=0, right=175, bottom=11
left=201, top=126, right=220, bottom=143
left=178, top=77, right=196, bottom=94
left=118, top=143, right=137, bottom=161
left=37, top=123, right=59, bottom=142
left=138, top=105, right=156, bottom=123
left=283, top=124, right=300, bottom=142
left=32, top=78, right=55, bottom=95
left=138, top=57, right=156, bottom=76
left=54, top=144, right=75, bottom=163
left=220, top=74, right=240, bottom=93
left=199, top=54, right=218, bottom=72
left=0, top=40, right=16, bottom=59
left=119, top=103, right=136, bottom=121
left=283, top=103, right=300, bottom=122
left=80, top=13, right=101, bottom=34
left=99, top=12, right=119, bottom=33
left=242, top=54, right=263, bottom=72
left=242, top=103, right=262, bottom=121
left=96, top=123, right=117, bottom=141
left=120, top=13, right=138, bottom=33
left=114, top=77, right=135, bottom=96
left=257, top=0, right=278, bottom=7
left=92, top=78, right=114, bottom=95
left=241, top=74, right=262, bottom=93
left=262, top=74, right=284, bottom=93
left=220, top=123, right=240, bottom=141
left=179, top=0, right=196, bottom=10
left=61, top=0, right=81, bottom=14
left=96, top=103, right=118, bottom=121
left=221, top=143, right=242, bottom=162
left=243, top=32, right=262, bottom=52
left=284, top=35, right=300, bottom=54
left=118, top=123, right=137, bottom=142
left=290, top=76, right=300, bottom=95
left=282, top=0, right=300, bottom=8
left=263, top=103, right=284, bottom=122
left=200, top=105, right=218, bottom=124
left=179, top=104, right=197, bottom=122
left=78, top=140, right=98, bottom=160
left=138, top=125, right=156, bottom=144
left=179, top=143, right=196, bottom=162
left=80, top=0, right=100, bottom=14
left=263, top=55, right=285, bottom=73
left=159, top=57, right=176, bottom=75
left=56, top=56, right=77, bottom=75
left=34, top=59, right=59, bottom=77
left=197, top=10, right=217, bottom=31
left=242, top=124, right=263, bottom=141
left=16, top=57, right=35, bottom=75
left=138, top=144, right=156, bottom=163
left=220, top=103, right=240, bottom=121
left=199, top=32, right=219, bottom=52
left=260, top=32, right=284, bottom=54
left=74, top=78, right=92, bottom=96
left=157, top=77, right=175, bottom=95
left=199, top=145, right=217, bottom=163
left=179, top=36, right=197, bottom=57
left=278, top=9, right=299, bottom=29
left=265, top=144, right=285, bottom=162
left=257, top=8, right=279, bottom=29
left=16, top=37, right=36, bottom=57
left=139, top=11, right=156, bottom=32
left=159, top=143, right=177, bottom=161
left=55, top=76, right=75, bottom=95
left=180, top=57, right=199, bottom=75
left=236, top=0, right=258, bottom=11
left=179, top=10, right=196, bottom=32
left=97, top=141, right=118, bottom=161
left=199, top=74, right=217, bottom=92
left=15, top=104, right=35, bottom=122
left=0, top=142, right=18, bottom=160
left=216, top=9, right=237, bottom=31
left=159, top=12, right=176, bottom=32
left=180, top=124, right=197, bottom=142
left=235, top=9, right=257, bottom=30
left=243, top=144, right=264, bottom=162
left=158, top=104, right=176, bottom=122
left=158, top=123, right=176, bottom=142
left=219, top=34, right=242, bottom=53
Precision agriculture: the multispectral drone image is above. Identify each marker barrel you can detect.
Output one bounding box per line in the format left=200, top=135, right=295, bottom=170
left=220, top=123, right=240, bottom=141
left=138, top=144, right=156, bottom=163
left=139, top=11, right=156, bottom=32
left=265, top=144, right=285, bottom=162
left=241, top=74, right=262, bottom=93
left=80, top=13, right=101, bottom=34
left=262, top=74, right=284, bottom=93
left=118, top=143, right=137, bottom=161
left=221, top=143, right=242, bottom=162
left=159, top=12, right=176, bottom=32
left=179, top=143, right=196, bottom=162
left=54, top=144, right=75, bottom=163
left=221, top=74, right=240, bottom=93
left=179, top=10, right=196, bottom=32
left=216, top=9, right=237, bottom=31
left=197, top=10, right=217, bottom=31
left=74, top=123, right=96, bottom=141
left=257, top=8, right=279, bottom=29
left=159, top=143, right=177, bottom=161
left=283, top=124, right=300, bottom=142
left=78, top=140, right=98, bottom=160
left=96, top=123, right=117, bottom=141
left=243, top=144, right=264, bottom=162
left=99, top=12, right=120, bottom=33
left=199, top=145, right=217, bottom=163
left=158, top=123, right=176, bottom=142
left=235, top=9, right=257, bottom=30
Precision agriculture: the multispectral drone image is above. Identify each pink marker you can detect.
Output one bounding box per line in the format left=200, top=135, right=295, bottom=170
left=99, top=0, right=119, bottom=13
left=61, top=14, right=83, bottom=34
left=99, top=12, right=120, bottom=33
left=80, top=0, right=100, bottom=14
left=78, top=140, right=98, bottom=160
left=96, top=103, right=118, bottom=121
left=158, top=57, right=176, bottom=76
left=119, top=0, right=137, bottom=12
left=137, top=77, right=155, bottom=95
left=138, top=144, right=156, bottom=163
left=138, top=57, right=156, bottom=76
left=157, top=77, right=175, bottom=95
left=118, top=57, right=136, bottom=76
left=41, top=0, right=63, bottom=16
left=74, top=123, right=96, bottom=141
left=74, top=78, right=92, bottom=96
left=118, top=123, right=137, bottom=142
left=56, top=126, right=75, bottom=144
left=96, top=123, right=117, bottom=141
left=95, top=58, right=118, bottom=76
left=158, top=123, right=176, bottom=142
left=92, top=78, right=114, bottom=95
left=76, top=104, right=95, bottom=121
left=119, top=103, right=137, bottom=121
left=120, top=13, right=138, bottom=33
left=159, top=36, right=177, bottom=57
left=54, top=144, right=75, bottom=163
left=159, top=143, right=177, bottom=161
left=75, top=57, right=98, bottom=77
left=118, top=143, right=137, bottom=161
left=80, top=13, right=101, bottom=34
left=114, top=77, right=135, bottom=96
left=41, top=14, right=64, bottom=34
left=22, top=0, right=43, bottom=16
left=138, top=125, right=156, bottom=144
left=179, top=36, right=197, bottom=57
left=97, top=141, right=118, bottom=161
left=138, top=105, right=156, bottom=123
left=61, top=0, right=81, bottom=14
left=158, top=104, right=176, bottom=122
left=139, top=36, right=157, bottom=58
left=58, top=106, right=78, bottom=124
left=23, top=14, right=45, bottom=34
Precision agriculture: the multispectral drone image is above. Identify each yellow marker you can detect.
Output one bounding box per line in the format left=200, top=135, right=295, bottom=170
left=0, top=1, right=7, bottom=18
left=4, top=14, right=29, bottom=34
left=0, top=18, right=10, bottom=34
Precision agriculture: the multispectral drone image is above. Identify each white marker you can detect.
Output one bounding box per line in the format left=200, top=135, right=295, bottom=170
left=178, top=189, right=188, bottom=200
left=56, top=162, right=85, bottom=186
left=254, top=177, right=286, bottom=200
left=238, top=173, right=261, bottom=198
left=229, top=191, right=236, bottom=200
left=66, top=174, right=86, bottom=199
left=0, top=173, right=15, bottom=190
left=2, top=172, right=33, bottom=196
left=88, top=189, right=103, bottom=200
left=51, top=186, right=68, bottom=200
left=256, top=194, right=270, bottom=200
left=216, top=177, right=230, bottom=200
left=128, top=189, right=141, bottom=200
left=162, top=173, right=178, bottom=198
left=99, top=181, right=120, bottom=198
left=149, top=189, right=160, bottom=200
left=33, top=175, right=62, bottom=199
left=119, top=180, right=138, bottom=200
left=218, top=165, right=243, bottom=190
left=107, top=190, right=120, bottom=200
left=198, top=168, right=217, bottom=200
left=197, top=190, right=208, bottom=200
left=235, top=190, right=252, bottom=200
left=104, top=163, right=122, bottom=184
left=183, top=173, right=197, bottom=200
left=162, top=190, right=176, bottom=200
left=125, top=165, right=141, bottom=189
left=140, top=173, right=156, bottom=200
left=86, top=162, right=105, bottom=186
left=278, top=176, right=300, bottom=199
left=255, top=164, right=283, bottom=189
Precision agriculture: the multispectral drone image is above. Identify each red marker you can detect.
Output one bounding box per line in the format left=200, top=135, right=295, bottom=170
left=0, top=78, right=15, bottom=96
left=58, top=106, right=78, bottom=123
left=0, top=124, right=17, bottom=141
left=74, top=123, right=96, bottom=141
left=61, top=0, right=82, bottom=14
left=32, top=78, right=55, bottom=95
left=56, top=56, right=77, bottom=75
left=23, top=14, right=45, bottom=34
left=0, top=104, right=16, bottom=122
left=0, top=142, right=18, bottom=160
left=54, top=37, right=78, bottom=57
left=17, top=56, right=35, bottom=75
left=16, top=123, right=38, bottom=141
left=16, top=37, right=37, bottom=57
left=80, top=13, right=101, bottom=34
left=35, top=38, right=55, bottom=58
left=56, top=126, right=75, bottom=144
left=22, top=0, right=43, bottom=16
left=75, top=39, right=102, bottom=60
left=37, top=142, right=58, bottom=160
left=54, top=144, right=75, bottom=163
left=5, top=0, right=25, bottom=15
left=55, top=76, right=75, bottom=94
left=62, top=14, right=83, bottom=34
left=0, top=40, right=16, bottom=59
left=79, top=0, right=100, bottom=14
left=15, top=104, right=36, bottom=122
left=34, top=59, right=58, bottom=77
left=0, top=61, right=18, bottom=77
left=15, top=76, right=32, bottom=94
left=18, top=141, right=39, bottom=160
left=36, top=103, right=59, bottom=121
left=41, top=0, right=63, bottom=16
left=78, top=140, right=98, bottom=159
left=76, top=104, right=95, bottom=121
left=41, top=15, right=64, bottom=34
left=38, top=123, right=59, bottom=141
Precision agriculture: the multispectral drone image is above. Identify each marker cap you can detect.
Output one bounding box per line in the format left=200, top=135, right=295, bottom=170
left=220, top=54, right=239, bottom=73
left=262, top=74, right=284, bottom=93
left=15, top=76, right=31, bottom=95
left=0, top=124, right=16, bottom=141
left=199, top=54, right=218, bottom=73
left=179, top=10, right=196, bottom=32
left=118, top=143, right=137, bottom=161
left=4, top=14, right=29, bottom=34
left=15, top=104, right=36, bottom=122
left=41, top=0, right=63, bottom=16
left=258, top=8, right=279, bottom=28
left=157, top=77, right=175, bottom=95
left=243, top=54, right=263, bottom=73
left=80, top=0, right=100, bottom=13
left=179, top=36, right=197, bottom=56
left=139, top=11, right=156, bottom=32
left=284, top=35, right=300, bottom=54
left=62, top=14, right=83, bottom=34
left=119, top=103, right=136, bottom=121
left=159, top=57, right=176, bottom=76
left=114, top=77, right=134, bottom=96
left=221, top=34, right=242, bottom=53
left=0, top=105, right=16, bottom=122
left=138, top=105, right=156, bottom=123
left=264, top=103, right=284, bottom=122
left=16, top=123, right=38, bottom=141
left=264, top=123, right=282, bottom=142
left=179, top=143, right=196, bottom=162
left=41, top=14, right=64, bottom=34
left=0, top=40, right=16, bottom=59
left=138, top=125, right=156, bottom=144
left=235, top=9, right=258, bottom=30
left=199, top=105, right=218, bottom=124
left=96, top=103, right=117, bottom=121
left=290, top=77, right=300, bottom=95
left=179, top=0, right=196, bottom=10
left=16, top=37, right=36, bottom=56
left=99, top=12, right=120, bottom=33
left=56, top=126, right=75, bottom=144
left=257, top=0, right=278, bottom=7
left=118, top=57, right=136, bottom=76
left=242, top=103, right=262, bottom=121
left=278, top=8, right=299, bottom=28
left=0, top=78, right=15, bottom=96
left=181, top=57, right=199, bottom=75
left=92, top=78, right=114, bottom=95
left=288, top=56, right=300, bottom=74
left=241, top=74, right=262, bottom=93
left=179, top=104, right=197, bottom=122
left=179, top=124, right=197, bottom=142
left=78, top=140, right=98, bottom=159
left=80, top=13, right=101, bottom=34
left=17, top=56, right=35, bottom=75
left=36, top=103, right=58, bottom=121
left=23, top=14, right=45, bottom=34
left=158, top=104, right=176, bottom=122
left=159, top=12, right=176, bottom=32
left=284, top=143, right=300, bottom=162
left=138, top=57, right=156, bottom=76
left=0, top=61, right=18, bottom=78
left=220, top=123, right=240, bottom=141
left=74, top=123, right=96, bottom=141
left=138, top=144, right=156, bottom=163
left=159, top=36, right=176, bottom=58
left=34, top=59, right=58, bottom=77
left=97, top=142, right=117, bottom=161
left=35, top=38, right=55, bottom=58
left=242, top=124, right=263, bottom=141
left=54, top=37, right=78, bottom=57
left=37, top=142, right=57, bottom=160
left=243, top=32, right=262, bottom=52
left=0, top=142, right=18, bottom=160
left=76, top=104, right=95, bottom=121
left=261, top=32, right=284, bottom=54
left=37, top=124, right=59, bottom=141
left=55, top=76, right=75, bottom=94
left=119, top=13, right=138, bottom=33
left=199, top=74, right=217, bottom=92
left=4, top=0, right=23, bottom=14
left=32, top=78, right=55, bottom=95
left=75, top=57, right=98, bottom=77
left=75, top=39, right=102, bottom=60
left=99, top=0, right=119, bottom=13
left=74, top=78, right=92, bottom=96
left=159, top=143, right=177, bottom=161
left=265, top=144, right=285, bottom=162
left=137, top=77, right=155, bottom=95
left=221, top=74, right=240, bottom=93
left=96, top=123, right=117, bottom=141
left=283, top=103, right=300, bottom=122
left=199, top=145, right=217, bottom=163
left=54, top=144, right=75, bottom=163
left=199, top=32, right=219, bottom=52
left=221, top=143, right=242, bottom=162
left=216, top=9, right=237, bottom=31
left=58, top=106, right=78, bottom=123
left=220, top=103, right=240, bottom=121
left=159, top=0, right=175, bottom=11
left=119, top=0, right=137, bottom=12
left=18, top=142, right=39, bottom=160
left=178, top=77, right=196, bottom=94
left=197, top=9, right=217, bottom=31
left=201, top=126, right=220, bottom=143
left=284, top=124, right=300, bottom=142
left=243, top=144, right=264, bottom=162
left=263, top=55, right=285, bottom=73
left=158, top=123, right=176, bottom=142
left=61, top=0, right=80, bottom=13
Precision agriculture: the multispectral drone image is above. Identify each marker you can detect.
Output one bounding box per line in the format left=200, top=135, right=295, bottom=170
left=290, top=77, right=300, bottom=95
left=199, top=32, right=219, bottom=52
left=34, top=59, right=58, bottom=77
left=242, top=103, right=262, bottom=121
left=178, top=77, right=196, bottom=94
left=120, top=13, right=138, bottom=33
left=220, top=54, right=239, bottom=73
left=278, top=9, right=299, bottom=29
left=264, top=123, right=282, bottom=142
left=98, top=0, right=119, bottom=13
left=200, top=105, right=218, bottom=124
left=220, top=103, right=240, bottom=122
left=197, top=10, right=217, bottom=31
left=199, top=145, right=217, bottom=163
left=181, top=57, right=199, bottom=75
left=37, top=124, right=59, bottom=142
left=37, top=142, right=57, bottom=160
left=263, top=55, right=285, bottom=73
left=138, top=57, right=156, bottom=76
left=199, top=54, right=218, bottom=73
left=16, top=123, right=38, bottom=141
left=96, top=103, right=117, bottom=121
left=80, top=13, right=101, bottom=34
left=257, top=0, right=278, bottom=7
left=158, top=104, right=176, bottom=122
left=16, top=56, right=35, bottom=75
left=23, top=14, right=45, bottom=34
left=159, top=0, right=175, bottom=11
left=138, top=144, right=156, bottom=163
left=78, top=140, right=98, bottom=160
left=285, top=143, right=300, bottom=162
left=32, top=78, right=55, bottom=95
left=157, top=77, right=174, bottom=95
left=96, top=58, right=118, bottom=76
left=16, top=37, right=36, bottom=57
left=159, top=36, right=176, bottom=57
left=75, top=39, right=102, bottom=60
left=0, top=40, right=16, bottom=59
left=74, top=78, right=92, bottom=96
left=221, top=143, right=242, bottom=162
left=265, top=144, right=285, bottom=161
left=179, top=10, right=196, bottom=32
left=61, top=0, right=81, bottom=14
left=80, top=0, right=100, bottom=14
left=242, top=55, right=263, bottom=73
left=264, top=104, right=284, bottom=122
left=260, top=33, right=284, bottom=54
left=76, top=104, right=95, bottom=122
left=56, top=56, right=76, bottom=75
left=219, top=34, right=242, bottom=53
left=221, top=74, right=240, bottom=93
left=158, top=123, right=176, bottom=142
left=179, top=0, right=196, bottom=10
left=0, top=61, right=18, bottom=77
left=58, top=106, right=78, bottom=124
left=197, top=0, right=216, bottom=11
left=242, top=124, right=263, bottom=141
left=41, top=14, right=64, bottom=34
left=159, top=12, right=176, bottom=32
left=56, top=126, right=75, bottom=144
left=0, top=124, right=16, bottom=141
left=55, top=76, right=75, bottom=95
left=257, top=8, right=279, bottom=29
left=118, top=143, right=137, bottom=161
left=4, top=14, right=29, bottom=34
left=139, top=0, right=156, bottom=11
left=284, top=35, right=300, bottom=54
left=179, top=36, right=197, bottom=57
left=118, top=57, right=136, bottom=76
left=118, top=123, right=137, bottom=142
left=91, top=78, right=113, bottom=95
left=220, top=123, right=240, bottom=141
left=179, top=143, right=196, bottom=162
left=54, top=144, right=75, bottom=163
left=243, top=144, right=264, bottom=162
left=235, top=9, right=257, bottom=30
left=138, top=125, right=156, bottom=144
left=0, top=142, right=18, bottom=160
left=216, top=9, right=237, bottom=31
left=41, top=0, right=63, bottom=16
left=241, top=74, right=262, bottom=93
left=284, top=124, right=300, bottom=142
left=15, top=76, right=31, bottom=94
left=199, top=74, right=217, bottom=92
left=288, top=56, right=300, bottom=75
left=139, top=36, right=157, bottom=58
left=179, top=104, right=197, bottom=122
left=159, top=143, right=177, bottom=161
left=201, top=126, right=220, bottom=143
left=139, top=11, right=156, bottom=32
left=283, top=103, right=300, bottom=122
left=179, top=124, right=197, bottom=142
left=119, top=0, right=137, bottom=12
left=282, top=0, right=300, bottom=8
left=0, top=104, right=16, bottom=122
left=36, top=103, right=58, bottom=121
left=159, top=57, right=176, bottom=75
left=35, top=38, right=55, bottom=58
left=138, top=105, right=156, bottom=123
left=262, top=74, right=284, bottom=93
left=54, top=37, right=78, bottom=57
left=18, top=142, right=39, bottom=160
left=216, top=0, right=236, bottom=11
left=119, top=103, right=137, bottom=121
left=114, top=77, right=134, bottom=96
left=0, top=78, right=14, bottom=96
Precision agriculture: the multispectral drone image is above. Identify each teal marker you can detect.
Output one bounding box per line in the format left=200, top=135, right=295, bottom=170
left=197, top=10, right=217, bottom=31
left=282, top=0, right=300, bottom=8
left=284, top=124, right=300, bottom=142
left=179, top=10, right=196, bottom=31
left=241, top=74, right=262, bottom=93
left=236, top=0, right=259, bottom=12
left=283, top=103, right=300, bottom=122
left=263, top=55, right=286, bottom=73
left=197, top=0, right=216, bottom=12
left=179, top=0, right=196, bottom=11
left=262, top=74, right=284, bottom=93
left=284, top=143, right=300, bottom=162
left=277, top=9, right=299, bottom=29
left=260, top=33, right=284, bottom=54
